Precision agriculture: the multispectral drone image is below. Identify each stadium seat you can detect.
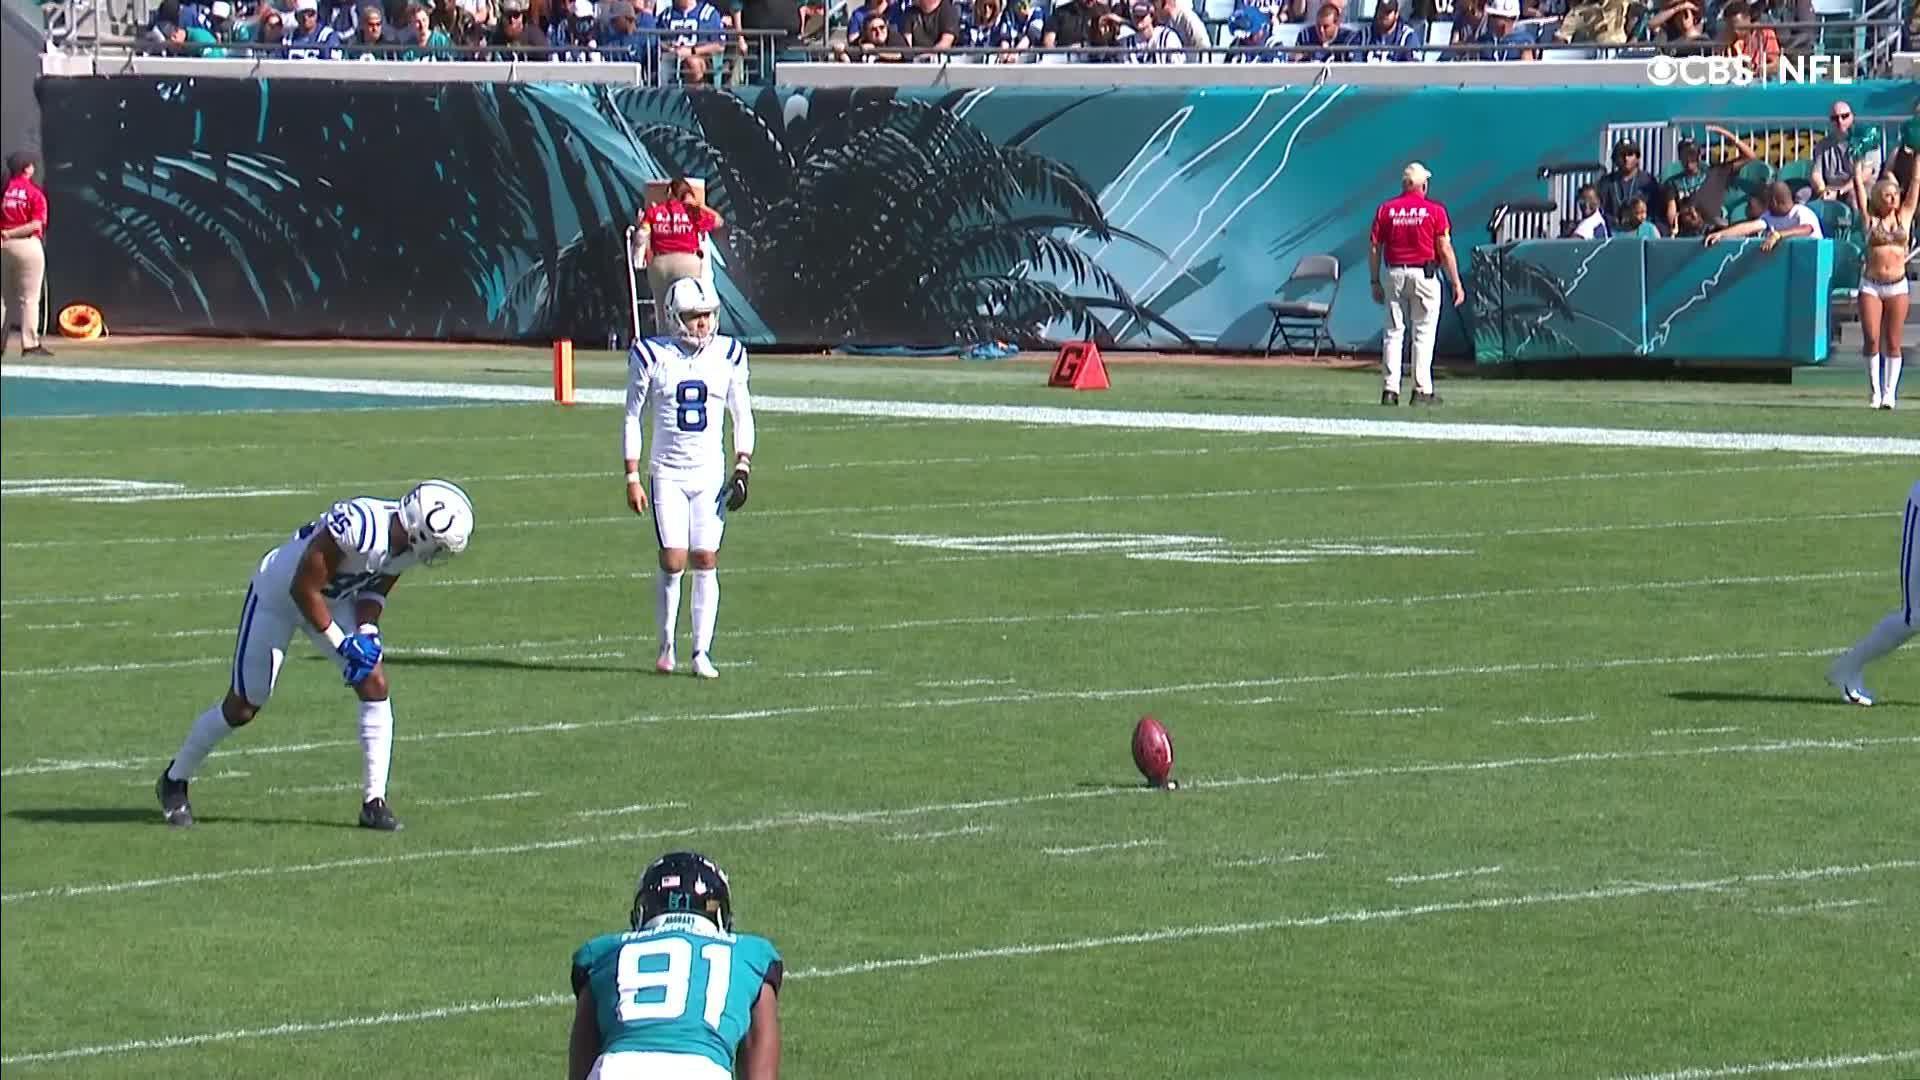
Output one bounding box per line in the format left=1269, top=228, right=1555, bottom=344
left=1423, top=18, right=1451, bottom=59
left=1270, top=22, right=1303, bottom=45
left=1810, top=0, right=1854, bottom=15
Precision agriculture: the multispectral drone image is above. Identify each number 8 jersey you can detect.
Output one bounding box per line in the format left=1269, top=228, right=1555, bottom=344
left=625, top=333, right=755, bottom=479
left=571, top=914, right=782, bottom=1076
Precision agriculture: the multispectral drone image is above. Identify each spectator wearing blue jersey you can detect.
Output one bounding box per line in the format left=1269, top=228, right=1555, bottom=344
left=660, top=0, right=726, bottom=80
left=289, top=0, right=343, bottom=54
left=1225, top=5, right=1280, bottom=58
left=1360, top=0, right=1419, bottom=59
left=1295, top=2, right=1358, bottom=58
left=1453, top=0, right=1533, bottom=57
left=963, top=0, right=1027, bottom=58
left=598, top=1, right=654, bottom=58
left=548, top=0, right=598, bottom=54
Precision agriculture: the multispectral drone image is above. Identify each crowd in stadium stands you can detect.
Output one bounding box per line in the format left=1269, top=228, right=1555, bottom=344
left=1560, top=104, right=1920, bottom=257
left=136, top=0, right=1865, bottom=64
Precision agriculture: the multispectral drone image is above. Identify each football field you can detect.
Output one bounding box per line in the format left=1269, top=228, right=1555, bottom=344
left=2, top=344, right=1917, bottom=1079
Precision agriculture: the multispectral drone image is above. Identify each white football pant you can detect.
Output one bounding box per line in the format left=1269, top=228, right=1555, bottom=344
left=649, top=469, right=727, bottom=553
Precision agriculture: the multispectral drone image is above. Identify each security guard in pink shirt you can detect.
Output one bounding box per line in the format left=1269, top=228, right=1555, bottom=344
left=1368, top=161, right=1463, bottom=406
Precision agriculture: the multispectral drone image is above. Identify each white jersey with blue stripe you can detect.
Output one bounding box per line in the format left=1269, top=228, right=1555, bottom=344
left=624, top=333, right=754, bottom=478
left=251, top=497, right=421, bottom=605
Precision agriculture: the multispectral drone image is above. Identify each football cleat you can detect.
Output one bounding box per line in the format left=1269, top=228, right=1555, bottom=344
left=1412, top=391, right=1443, bottom=406
left=1380, top=390, right=1399, bottom=406
left=156, top=764, right=194, bottom=828
left=656, top=643, right=676, bottom=675
left=691, top=653, right=719, bottom=680
left=358, top=797, right=404, bottom=831
left=1826, top=664, right=1874, bottom=707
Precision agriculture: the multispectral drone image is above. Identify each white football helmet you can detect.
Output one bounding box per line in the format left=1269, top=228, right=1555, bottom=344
left=398, top=479, right=474, bottom=566
left=665, top=276, right=719, bottom=349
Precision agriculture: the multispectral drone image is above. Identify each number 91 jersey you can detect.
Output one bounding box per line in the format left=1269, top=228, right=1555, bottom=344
left=629, top=333, right=749, bottom=478
left=571, top=917, right=782, bottom=1073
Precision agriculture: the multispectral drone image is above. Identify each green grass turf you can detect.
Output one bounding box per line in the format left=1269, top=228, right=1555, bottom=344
left=1, top=347, right=1917, bottom=1079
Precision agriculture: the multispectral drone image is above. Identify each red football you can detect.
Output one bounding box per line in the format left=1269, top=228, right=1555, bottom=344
left=1132, top=714, right=1174, bottom=788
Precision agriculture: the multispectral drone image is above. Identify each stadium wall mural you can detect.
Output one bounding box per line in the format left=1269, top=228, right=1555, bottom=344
left=35, top=77, right=1918, bottom=354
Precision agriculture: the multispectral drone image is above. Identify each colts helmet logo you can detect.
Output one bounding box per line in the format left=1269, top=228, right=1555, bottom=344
left=423, top=500, right=454, bottom=535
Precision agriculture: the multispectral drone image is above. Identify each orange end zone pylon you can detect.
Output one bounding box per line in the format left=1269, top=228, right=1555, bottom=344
left=553, top=339, right=575, bottom=406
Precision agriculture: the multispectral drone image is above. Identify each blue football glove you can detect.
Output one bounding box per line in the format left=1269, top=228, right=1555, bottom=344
left=337, top=629, right=382, bottom=686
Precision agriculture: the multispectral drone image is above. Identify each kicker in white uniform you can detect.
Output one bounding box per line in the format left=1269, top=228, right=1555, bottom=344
left=623, top=277, right=756, bottom=680
left=155, top=480, right=475, bottom=830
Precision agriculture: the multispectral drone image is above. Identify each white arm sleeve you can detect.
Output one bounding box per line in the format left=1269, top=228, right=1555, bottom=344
left=728, top=351, right=755, bottom=460
left=622, top=342, right=650, bottom=463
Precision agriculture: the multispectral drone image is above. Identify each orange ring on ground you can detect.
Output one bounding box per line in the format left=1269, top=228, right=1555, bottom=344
left=58, top=304, right=104, bottom=340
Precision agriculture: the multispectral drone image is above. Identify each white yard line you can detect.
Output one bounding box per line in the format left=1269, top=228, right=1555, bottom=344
left=1215, top=695, right=1293, bottom=706
left=2, top=504, right=1888, bottom=556
left=1389, top=865, right=1505, bottom=885
left=570, top=801, right=688, bottom=819
left=779, top=669, right=879, bottom=679
left=1342, top=706, right=1448, bottom=717
left=888, top=824, right=996, bottom=841
left=1603, top=1048, right=1920, bottom=1080
left=6, top=861, right=1913, bottom=1067
left=5, top=736, right=1914, bottom=905
left=917, top=677, right=1017, bottom=689
left=1219, top=852, right=1328, bottom=868
left=0, top=645, right=1878, bottom=777
left=1763, top=898, right=1879, bottom=915
left=1496, top=713, right=1598, bottom=726
left=413, top=790, right=542, bottom=808
left=1652, top=727, right=1743, bottom=737
left=9, top=365, right=1916, bottom=455
left=1041, top=839, right=1165, bottom=857
left=15, top=568, right=1873, bottom=673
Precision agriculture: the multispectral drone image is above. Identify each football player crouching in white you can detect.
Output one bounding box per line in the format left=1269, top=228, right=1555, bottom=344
left=624, top=277, right=754, bottom=680
left=155, top=480, right=475, bottom=830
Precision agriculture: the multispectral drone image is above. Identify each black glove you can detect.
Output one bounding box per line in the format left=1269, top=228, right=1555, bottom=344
left=724, top=467, right=750, bottom=512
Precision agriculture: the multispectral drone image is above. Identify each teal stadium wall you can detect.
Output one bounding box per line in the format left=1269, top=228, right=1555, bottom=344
left=34, top=76, right=1918, bottom=356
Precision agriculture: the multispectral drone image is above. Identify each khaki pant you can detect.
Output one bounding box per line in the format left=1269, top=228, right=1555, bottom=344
left=647, top=251, right=706, bottom=334
left=1, top=236, right=46, bottom=350
left=1381, top=265, right=1440, bottom=396
left=1554, top=0, right=1628, bottom=44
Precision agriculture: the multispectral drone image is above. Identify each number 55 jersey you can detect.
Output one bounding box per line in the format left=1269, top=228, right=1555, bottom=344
left=571, top=913, right=782, bottom=1078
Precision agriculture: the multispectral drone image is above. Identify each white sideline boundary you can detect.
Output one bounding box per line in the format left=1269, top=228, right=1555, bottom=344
left=6, top=365, right=1917, bottom=456
left=4, top=735, right=1915, bottom=905
left=3, top=860, right=1913, bottom=1067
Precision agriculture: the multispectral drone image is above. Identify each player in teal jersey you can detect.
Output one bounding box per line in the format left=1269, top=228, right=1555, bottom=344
left=569, top=851, right=782, bottom=1080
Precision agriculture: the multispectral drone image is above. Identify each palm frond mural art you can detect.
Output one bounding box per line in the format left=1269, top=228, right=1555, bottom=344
left=37, top=78, right=1909, bottom=350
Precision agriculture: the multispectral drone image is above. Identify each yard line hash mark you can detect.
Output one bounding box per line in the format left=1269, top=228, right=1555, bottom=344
left=5, top=862, right=1913, bottom=1066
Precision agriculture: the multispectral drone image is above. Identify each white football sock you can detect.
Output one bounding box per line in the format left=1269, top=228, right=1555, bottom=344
left=359, top=697, right=394, bottom=802
left=656, top=569, right=684, bottom=649
left=168, top=704, right=234, bottom=781
left=691, top=568, right=719, bottom=655
left=1885, top=354, right=1902, bottom=401
left=1835, top=612, right=1916, bottom=677
left=1868, top=354, right=1883, bottom=400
